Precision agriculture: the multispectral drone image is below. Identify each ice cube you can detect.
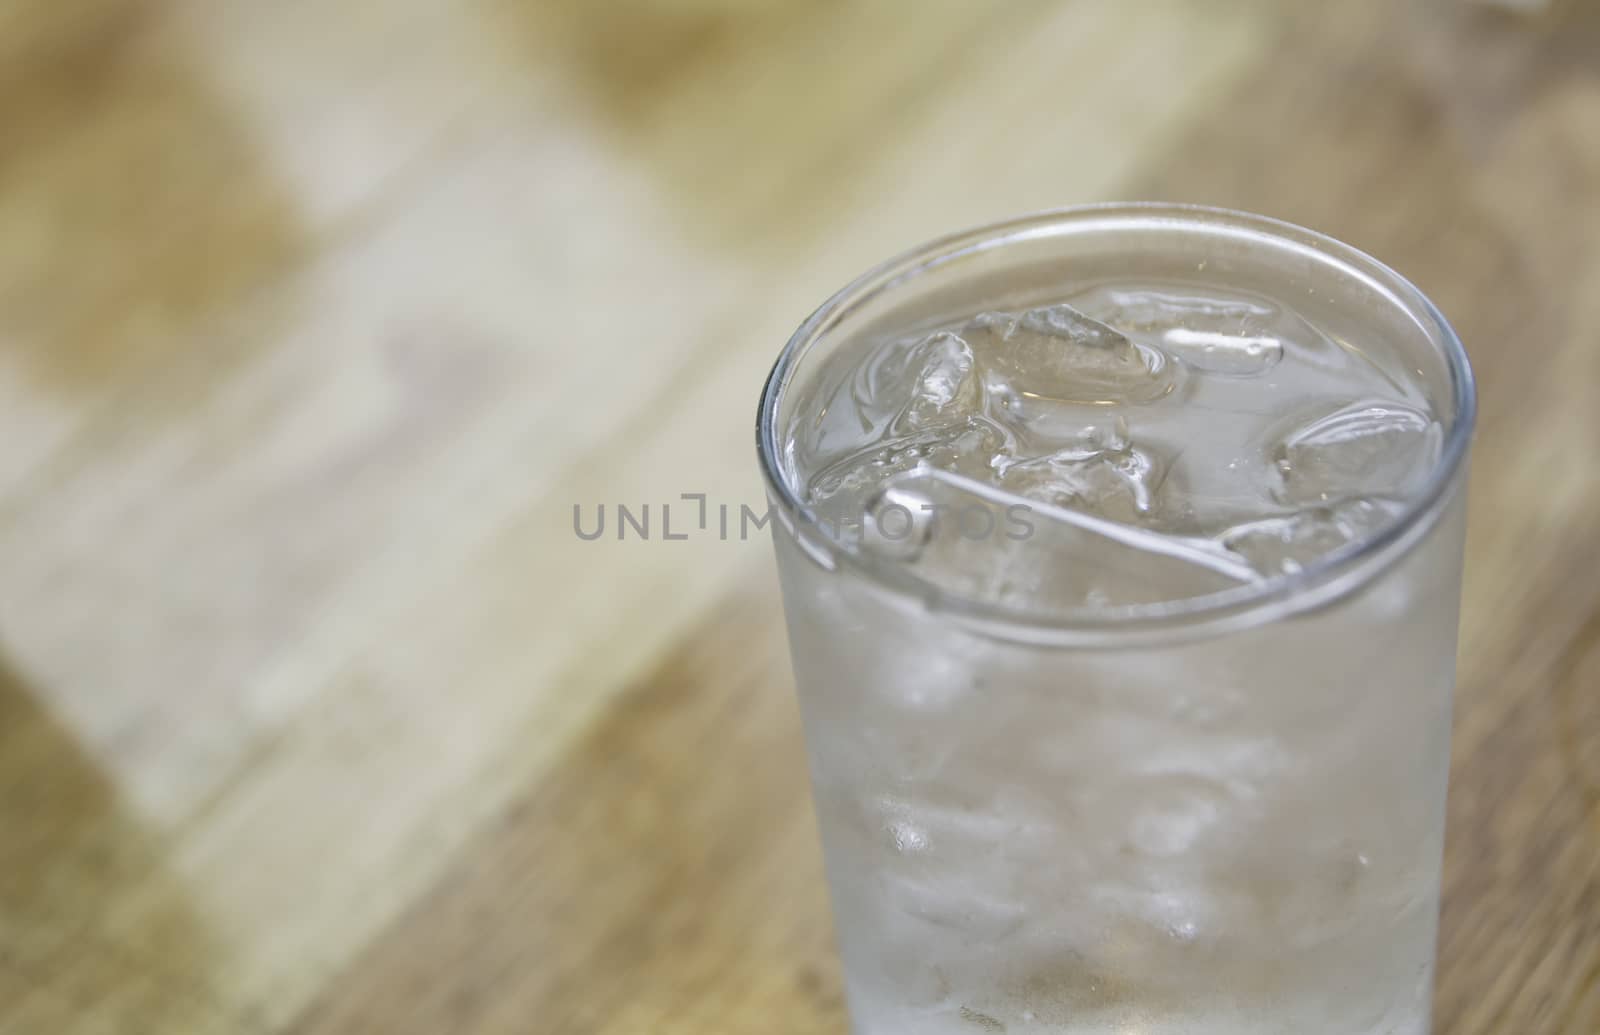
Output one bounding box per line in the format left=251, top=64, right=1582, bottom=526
left=859, top=330, right=982, bottom=434
left=1163, top=327, right=1284, bottom=376
left=1044, top=415, right=1131, bottom=460
left=1000, top=449, right=1161, bottom=526
left=1218, top=497, right=1402, bottom=576
left=862, top=482, right=938, bottom=561
left=993, top=421, right=1159, bottom=526
left=870, top=792, right=1033, bottom=940
left=966, top=304, right=1177, bottom=406
left=1127, top=776, right=1226, bottom=857
left=886, top=875, right=1030, bottom=942
left=1072, top=285, right=1279, bottom=335
left=1271, top=400, right=1441, bottom=504
left=872, top=792, right=1026, bottom=854
left=807, top=416, right=1009, bottom=506
left=869, top=468, right=1256, bottom=610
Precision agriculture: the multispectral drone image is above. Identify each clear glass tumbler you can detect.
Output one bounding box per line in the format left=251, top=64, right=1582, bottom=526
left=757, top=206, right=1474, bottom=1034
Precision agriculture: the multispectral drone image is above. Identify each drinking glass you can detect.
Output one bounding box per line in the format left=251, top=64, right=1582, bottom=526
left=757, top=205, right=1475, bottom=1034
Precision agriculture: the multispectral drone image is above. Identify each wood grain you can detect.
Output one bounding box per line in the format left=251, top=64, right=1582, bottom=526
left=0, top=0, right=1595, bottom=1032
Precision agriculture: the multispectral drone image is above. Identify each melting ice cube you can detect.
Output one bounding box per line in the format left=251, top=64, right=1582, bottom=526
left=967, top=304, right=1178, bottom=407
left=1272, top=400, right=1441, bottom=504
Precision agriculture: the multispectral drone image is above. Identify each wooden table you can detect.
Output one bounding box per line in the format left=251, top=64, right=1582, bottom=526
left=2, top=1, right=1596, bottom=1031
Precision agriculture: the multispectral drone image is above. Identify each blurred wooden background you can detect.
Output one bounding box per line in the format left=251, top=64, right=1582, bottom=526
left=1, top=0, right=1597, bottom=1032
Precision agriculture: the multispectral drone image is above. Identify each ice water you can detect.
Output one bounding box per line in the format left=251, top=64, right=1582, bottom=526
left=795, top=282, right=1443, bottom=596
left=771, top=275, right=1465, bottom=1032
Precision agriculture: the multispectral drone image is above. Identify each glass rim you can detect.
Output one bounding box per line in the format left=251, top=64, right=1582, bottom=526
left=756, top=203, right=1476, bottom=647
